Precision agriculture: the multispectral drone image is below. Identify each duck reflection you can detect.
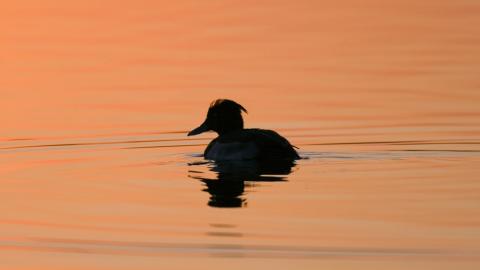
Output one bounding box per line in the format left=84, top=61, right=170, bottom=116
left=188, top=160, right=296, bottom=208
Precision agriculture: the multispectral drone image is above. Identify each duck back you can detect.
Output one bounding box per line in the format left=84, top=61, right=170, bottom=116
left=204, top=129, right=299, bottom=161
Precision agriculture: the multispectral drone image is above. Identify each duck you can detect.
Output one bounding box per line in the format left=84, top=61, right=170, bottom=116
left=187, top=99, right=300, bottom=161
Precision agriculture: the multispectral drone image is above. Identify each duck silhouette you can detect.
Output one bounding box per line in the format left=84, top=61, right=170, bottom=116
left=188, top=99, right=300, bottom=161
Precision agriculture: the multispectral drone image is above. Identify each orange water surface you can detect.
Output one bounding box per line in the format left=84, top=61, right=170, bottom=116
left=1, top=1, right=480, bottom=269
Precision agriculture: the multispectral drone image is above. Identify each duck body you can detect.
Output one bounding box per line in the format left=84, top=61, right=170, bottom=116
left=188, top=99, right=300, bottom=161
left=204, top=129, right=299, bottom=161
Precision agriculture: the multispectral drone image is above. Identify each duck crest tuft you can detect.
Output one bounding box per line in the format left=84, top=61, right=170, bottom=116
left=210, top=99, right=248, bottom=114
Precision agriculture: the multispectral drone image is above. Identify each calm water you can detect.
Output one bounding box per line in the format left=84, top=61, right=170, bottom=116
left=1, top=1, right=480, bottom=269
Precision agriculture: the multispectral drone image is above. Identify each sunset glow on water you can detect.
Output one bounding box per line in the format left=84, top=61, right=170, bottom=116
left=1, top=1, right=480, bottom=269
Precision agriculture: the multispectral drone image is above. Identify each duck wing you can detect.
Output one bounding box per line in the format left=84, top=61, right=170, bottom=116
left=249, top=129, right=300, bottom=160
left=217, top=129, right=299, bottom=160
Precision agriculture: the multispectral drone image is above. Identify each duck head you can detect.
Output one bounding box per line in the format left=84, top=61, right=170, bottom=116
left=188, top=99, right=248, bottom=136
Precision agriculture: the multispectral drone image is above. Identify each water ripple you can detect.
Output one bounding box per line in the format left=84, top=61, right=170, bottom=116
left=0, top=237, right=459, bottom=259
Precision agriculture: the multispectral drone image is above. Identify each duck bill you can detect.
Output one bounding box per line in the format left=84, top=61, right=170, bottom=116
left=187, top=120, right=209, bottom=136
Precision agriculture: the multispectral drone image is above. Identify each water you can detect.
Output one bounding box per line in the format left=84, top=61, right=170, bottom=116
left=1, top=1, right=480, bottom=269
